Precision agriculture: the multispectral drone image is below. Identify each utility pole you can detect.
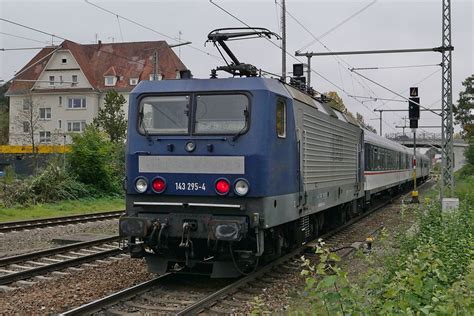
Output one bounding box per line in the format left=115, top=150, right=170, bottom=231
left=153, top=49, right=158, bottom=80
left=441, top=0, right=455, bottom=199
left=281, top=0, right=286, bottom=81
left=178, top=31, right=182, bottom=59
left=412, top=129, right=418, bottom=203
left=374, top=109, right=383, bottom=136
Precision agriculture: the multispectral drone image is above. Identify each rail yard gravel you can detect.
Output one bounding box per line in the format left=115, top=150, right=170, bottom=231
left=0, top=257, right=154, bottom=314
left=0, top=219, right=118, bottom=258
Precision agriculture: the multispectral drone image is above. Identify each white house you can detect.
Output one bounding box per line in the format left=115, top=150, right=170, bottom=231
left=6, top=40, right=188, bottom=145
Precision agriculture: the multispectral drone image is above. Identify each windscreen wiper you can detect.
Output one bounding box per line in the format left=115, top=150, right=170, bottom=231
left=231, top=110, right=249, bottom=142
left=139, top=112, right=153, bottom=143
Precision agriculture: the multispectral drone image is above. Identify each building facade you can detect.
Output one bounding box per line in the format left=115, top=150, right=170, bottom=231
left=6, top=40, right=188, bottom=145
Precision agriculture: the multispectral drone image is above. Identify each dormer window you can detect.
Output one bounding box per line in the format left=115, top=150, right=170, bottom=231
left=61, top=57, right=67, bottom=64
left=149, top=73, right=162, bottom=81
left=105, top=76, right=116, bottom=86
left=130, top=78, right=138, bottom=86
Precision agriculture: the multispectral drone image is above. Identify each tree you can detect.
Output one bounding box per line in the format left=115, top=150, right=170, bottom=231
left=326, top=91, right=346, bottom=112
left=94, top=90, right=127, bottom=143
left=68, top=126, right=120, bottom=193
left=453, top=75, right=474, bottom=139
left=356, top=112, right=377, bottom=133
left=0, top=82, right=10, bottom=145
left=13, top=95, right=43, bottom=172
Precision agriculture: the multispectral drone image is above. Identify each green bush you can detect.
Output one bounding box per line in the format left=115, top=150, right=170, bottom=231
left=1, top=160, right=92, bottom=207
left=68, top=126, right=122, bottom=194
left=300, top=195, right=473, bottom=315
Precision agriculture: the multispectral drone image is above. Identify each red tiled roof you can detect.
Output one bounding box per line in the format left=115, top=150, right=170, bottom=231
left=7, top=40, right=188, bottom=95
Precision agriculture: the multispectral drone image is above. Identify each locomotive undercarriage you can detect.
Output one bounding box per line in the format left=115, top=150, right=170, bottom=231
left=121, top=176, right=428, bottom=278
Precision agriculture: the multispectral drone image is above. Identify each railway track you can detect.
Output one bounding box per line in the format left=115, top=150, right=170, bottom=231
left=60, top=180, right=432, bottom=315
left=0, top=211, right=124, bottom=233
left=0, top=235, right=125, bottom=286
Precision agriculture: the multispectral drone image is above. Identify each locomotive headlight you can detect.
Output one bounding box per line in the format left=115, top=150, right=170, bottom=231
left=135, top=177, right=148, bottom=193
left=234, top=179, right=249, bottom=196
left=185, top=141, right=196, bottom=152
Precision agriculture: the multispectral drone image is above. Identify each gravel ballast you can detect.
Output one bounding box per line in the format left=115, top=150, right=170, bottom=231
left=0, top=258, right=154, bottom=314
left=0, top=219, right=118, bottom=258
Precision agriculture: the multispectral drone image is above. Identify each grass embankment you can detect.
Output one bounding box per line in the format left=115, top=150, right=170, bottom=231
left=288, top=167, right=474, bottom=315
left=0, top=196, right=124, bottom=222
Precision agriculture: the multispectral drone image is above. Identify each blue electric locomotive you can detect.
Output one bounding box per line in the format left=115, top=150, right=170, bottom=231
left=119, top=28, right=428, bottom=277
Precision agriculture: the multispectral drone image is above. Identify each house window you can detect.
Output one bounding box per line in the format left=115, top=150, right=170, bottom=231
left=130, top=78, right=138, bottom=86
left=105, top=76, right=116, bottom=86
left=67, top=121, right=86, bottom=132
left=59, top=96, right=62, bottom=105
left=67, top=98, right=86, bottom=109
left=72, top=75, right=78, bottom=86
left=39, top=108, right=52, bottom=120
left=22, top=99, right=31, bottom=110
left=59, top=75, right=63, bottom=85
left=39, top=131, right=51, bottom=143
left=61, top=58, right=67, bottom=64
left=276, top=98, right=286, bottom=138
left=49, top=76, right=55, bottom=86
left=23, top=121, right=30, bottom=133
left=58, top=120, right=62, bottom=129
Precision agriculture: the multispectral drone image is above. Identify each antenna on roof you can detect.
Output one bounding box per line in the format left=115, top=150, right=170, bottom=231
left=206, top=27, right=280, bottom=77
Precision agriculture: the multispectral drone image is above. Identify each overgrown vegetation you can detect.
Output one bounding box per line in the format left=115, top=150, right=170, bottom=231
left=1, top=159, right=91, bottom=207
left=68, top=126, right=124, bottom=195
left=297, top=166, right=473, bottom=315
left=0, top=89, right=127, bottom=209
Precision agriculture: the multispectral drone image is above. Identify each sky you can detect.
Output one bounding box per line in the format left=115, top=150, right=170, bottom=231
left=1, top=0, right=472, bottom=136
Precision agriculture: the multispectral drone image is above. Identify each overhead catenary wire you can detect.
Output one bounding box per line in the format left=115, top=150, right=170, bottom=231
left=116, top=15, right=124, bottom=42
left=278, top=1, right=379, bottom=103
left=84, top=0, right=223, bottom=61
left=1, top=47, right=52, bottom=51
left=351, top=63, right=441, bottom=71
left=210, top=0, right=393, bottom=134
left=297, top=0, right=378, bottom=52
left=0, top=31, right=51, bottom=45
left=0, top=18, right=67, bottom=41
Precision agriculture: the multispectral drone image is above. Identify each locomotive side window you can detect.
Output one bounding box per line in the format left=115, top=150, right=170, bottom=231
left=139, top=96, right=190, bottom=134
left=276, top=98, right=286, bottom=138
left=195, top=94, right=248, bottom=134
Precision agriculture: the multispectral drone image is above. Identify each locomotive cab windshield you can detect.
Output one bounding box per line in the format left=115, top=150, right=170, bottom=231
left=138, top=94, right=249, bottom=136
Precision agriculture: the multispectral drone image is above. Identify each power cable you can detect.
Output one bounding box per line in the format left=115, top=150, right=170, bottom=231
left=116, top=15, right=124, bottom=42
left=1, top=47, right=50, bottom=51
left=298, top=0, right=378, bottom=52
left=0, top=31, right=50, bottom=45
left=84, top=0, right=223, bottom=61
left=351, top=63, right=441, bottom=71
left=279, top=1, right=378, bottom=101
left=0, top=17, right=67, bottom=41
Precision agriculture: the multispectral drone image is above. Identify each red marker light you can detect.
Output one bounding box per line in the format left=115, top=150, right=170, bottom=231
left=215, top=179, right=230, bottom=195
left=152, top=178, right=166, bottom=193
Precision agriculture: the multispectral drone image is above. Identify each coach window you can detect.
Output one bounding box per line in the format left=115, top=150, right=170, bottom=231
left=276, top=98, right=286, bottom=138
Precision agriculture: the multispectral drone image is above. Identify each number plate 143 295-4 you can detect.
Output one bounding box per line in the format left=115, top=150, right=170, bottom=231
left=175, top=182, right=206, bottom=191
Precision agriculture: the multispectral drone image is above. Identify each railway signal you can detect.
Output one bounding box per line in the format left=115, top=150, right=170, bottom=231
left=409, top=87, right=420, bottom=203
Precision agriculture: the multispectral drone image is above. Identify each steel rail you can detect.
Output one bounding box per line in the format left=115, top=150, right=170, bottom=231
left=60, top=179, right=432, bottom=315
left=0, top=235, right=121, bottom=266
left=0, top=238, right=125, bottom=285
left=0, top=211, right=123, bottom=233
left=59, top=273, right=173, bottom=316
